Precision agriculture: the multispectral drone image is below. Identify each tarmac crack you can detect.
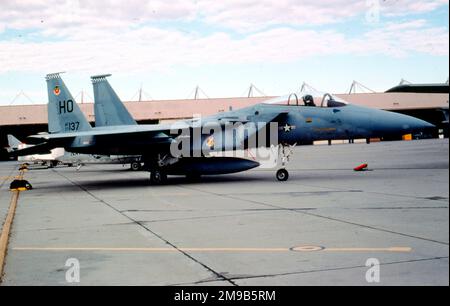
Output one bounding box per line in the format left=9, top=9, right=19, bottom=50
left=123, top=208, right=316, bottom=224
left=357, top=206, right=448, bottom=210
left=168, top=256, right=449, bottom=285
left=52, top=169, right=239, bottom=287
left=298, top=211, right=450, bottom=246
left=179, top=185, right=450, bottom=246
left=223, top=256, right=450, bottom=282
left=285, top=180, right=450, bottom=204
left=135, top=211, right=263, bottom=224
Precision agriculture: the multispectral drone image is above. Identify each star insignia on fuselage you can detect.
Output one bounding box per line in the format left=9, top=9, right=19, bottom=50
left=282, top=124, right=296, bottom=132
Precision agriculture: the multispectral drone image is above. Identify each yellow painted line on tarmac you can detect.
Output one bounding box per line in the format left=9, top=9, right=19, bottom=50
left=0, top=171, right=24, bottom=282
left=12, top=246, right=412, bottom=253
left=0, top=176, right=21, bottom=180
left=12, top=247, right=289, bottom=253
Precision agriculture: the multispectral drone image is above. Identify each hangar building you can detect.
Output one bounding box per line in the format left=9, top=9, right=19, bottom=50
left=0, top=83, right=448, bottom=160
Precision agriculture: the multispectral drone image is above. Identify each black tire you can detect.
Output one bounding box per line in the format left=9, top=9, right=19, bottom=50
left=130, top=162, right=142, bottom=171
left=150, top=170, right=167, bottom=185
left=276, top=169, right=289, bottom=181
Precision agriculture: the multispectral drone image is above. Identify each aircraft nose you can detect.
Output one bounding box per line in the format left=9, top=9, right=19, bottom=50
left=396, top=113, right=435, bottom=134
left=371, top=110, right=436, bottom=137
left=409, top=118, right=435, bottom=132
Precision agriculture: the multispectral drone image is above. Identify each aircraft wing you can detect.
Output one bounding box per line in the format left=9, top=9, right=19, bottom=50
left=8, top=124, right=174, bottom=157
left=27, top=124, right=173, bottom=142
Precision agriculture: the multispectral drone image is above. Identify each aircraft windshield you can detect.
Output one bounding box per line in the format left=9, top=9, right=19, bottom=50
left=263, top=91, right=348, bottom=108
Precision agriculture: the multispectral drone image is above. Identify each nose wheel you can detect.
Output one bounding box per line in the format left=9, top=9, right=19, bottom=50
left=276, top=168, right=289, bottom=181
left=275, top=143, right=295, bottom=182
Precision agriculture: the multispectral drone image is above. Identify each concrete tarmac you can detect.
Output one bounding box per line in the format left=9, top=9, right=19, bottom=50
left=0, top=139, right=448, bottom=285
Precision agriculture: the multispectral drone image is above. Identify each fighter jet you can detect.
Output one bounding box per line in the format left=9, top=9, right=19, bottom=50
left=11, top=72, right=435, bottom=184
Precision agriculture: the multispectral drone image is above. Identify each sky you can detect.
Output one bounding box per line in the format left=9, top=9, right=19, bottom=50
left=0, top=0, right=448, bottom=105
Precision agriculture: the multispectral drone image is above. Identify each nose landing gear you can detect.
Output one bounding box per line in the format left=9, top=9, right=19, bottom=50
left=276, top=143, right=295, bottom=182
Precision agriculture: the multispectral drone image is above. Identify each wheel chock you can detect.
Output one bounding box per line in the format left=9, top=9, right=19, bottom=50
left=10, top=179, right=33, bottom=191
left=354, top=163, right=369, bottom=172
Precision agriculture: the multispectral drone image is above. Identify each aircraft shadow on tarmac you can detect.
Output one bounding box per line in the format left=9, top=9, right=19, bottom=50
left=25, top=166, right=133, bottom=172
left=26, top=172, right=271, bottom=191
left=27, top=168, right=370, bottom=191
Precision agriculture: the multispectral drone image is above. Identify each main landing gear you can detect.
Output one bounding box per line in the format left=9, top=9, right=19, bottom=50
left=150, top=169, right=168, bottom=185
left=147, top=154, right=175, bottom=185
left=276, top=143, right=295, bottom=182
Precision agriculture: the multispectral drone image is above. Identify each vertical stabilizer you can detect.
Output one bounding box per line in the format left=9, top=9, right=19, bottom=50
left=91, top=74, right=137, bottom=127
left=46, top=73, right=92, bottom=133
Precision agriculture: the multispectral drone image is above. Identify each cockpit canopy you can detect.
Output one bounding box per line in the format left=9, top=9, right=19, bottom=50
left=263, top=92, right=348, bottom=108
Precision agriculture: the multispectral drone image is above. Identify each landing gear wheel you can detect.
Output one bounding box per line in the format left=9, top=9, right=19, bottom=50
left=130, top=162, right=142, bottom=171
left=275, top=143, right=295, bottom=182
left=276, top=169, right=289, bottom=181
left=150, top=170, right=167, bottom=185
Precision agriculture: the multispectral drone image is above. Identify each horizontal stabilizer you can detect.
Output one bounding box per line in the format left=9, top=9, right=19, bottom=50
left=7, top=134, right=22, bottom=150
left=8, top=142, right=54, bottom=158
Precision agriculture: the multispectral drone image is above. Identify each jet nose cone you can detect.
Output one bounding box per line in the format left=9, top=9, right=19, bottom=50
left=371, top=110, right=436, bottom=138
left=399, top=116, right=435, bottom=134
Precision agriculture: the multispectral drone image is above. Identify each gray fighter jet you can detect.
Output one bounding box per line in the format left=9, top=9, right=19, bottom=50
left=11, top=73, right=435, bottom=184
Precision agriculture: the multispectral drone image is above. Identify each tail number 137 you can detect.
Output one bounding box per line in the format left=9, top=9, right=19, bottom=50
left=65, top=121, right=80, bottom=131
